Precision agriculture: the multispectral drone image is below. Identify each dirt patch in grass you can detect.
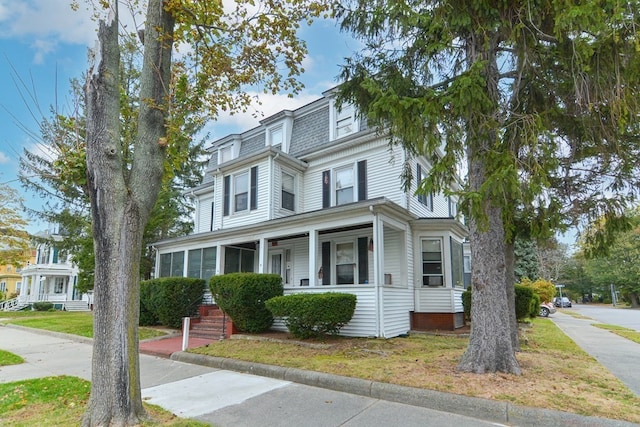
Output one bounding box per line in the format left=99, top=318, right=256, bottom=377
left=189, top=319, right=640, bottom=423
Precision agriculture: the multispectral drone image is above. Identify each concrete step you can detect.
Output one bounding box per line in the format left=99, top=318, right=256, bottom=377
left=64, top=301, right=91, bottom=312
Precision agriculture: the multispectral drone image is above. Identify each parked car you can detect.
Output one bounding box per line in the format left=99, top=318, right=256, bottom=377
left=554, top=297, right=572, bottom=308
left=539, top=302, right=556, bottom=317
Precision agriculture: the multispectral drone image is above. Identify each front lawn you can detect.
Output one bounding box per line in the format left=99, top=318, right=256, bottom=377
left=1, top=311, right=172, bottom=341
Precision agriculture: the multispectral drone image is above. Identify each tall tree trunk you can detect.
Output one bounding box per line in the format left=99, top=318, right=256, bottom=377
left=457, top=30, right=521, bottom=375
left=82, top=1, right=174, bottom=425
left=457, top=161, right=521, bottom=374
left=505, top=241, right=520, bottom=351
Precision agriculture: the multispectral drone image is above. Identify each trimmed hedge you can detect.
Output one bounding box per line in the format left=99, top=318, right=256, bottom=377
left=514, top=285, right=534, bottom=320
left=530, top=293, right=541, bottom=318
left=462, top=285, right=535, bottom=321
left=209, top=273, right=283, bottom=333
left=265, top=292, right=357, bottom=339
left=139, top=277, right=205, bottom=328
left=32, top=302, right=54, bottom=311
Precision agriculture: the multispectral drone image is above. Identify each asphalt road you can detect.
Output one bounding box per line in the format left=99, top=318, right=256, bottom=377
left=569, top=303, right=640, bottom=332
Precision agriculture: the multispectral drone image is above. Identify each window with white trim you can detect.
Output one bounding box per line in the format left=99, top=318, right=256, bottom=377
left=331, top=102, right=357, bottom=140
left=54, top=278, right=65, bottom=294
left=0, top=281, right=5, bottom=292
left=187, top=247, right=217, bottom=280
left=234, top=171, right=249, bottom=212
left=335, top=166, right=354, bottom=205
left=335, top=241, right=355, bottom=284
left=270, top=126, right=283, bottom=147
left=16, top=281, right=21, bottom=292
left=281, top=172, right=295, bottom=211
left=422, top=239, right=443, bottom=286
left=219, top=145, right=233, bottom=164
left=449, top=197, right=458, bottom=218
left=417, top=164, right=433, bottom=210
left=159, top=251, right=185, bottom=277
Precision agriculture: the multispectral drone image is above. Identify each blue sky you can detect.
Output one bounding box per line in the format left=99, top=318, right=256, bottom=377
left=0, top=1, right=358, bottom=233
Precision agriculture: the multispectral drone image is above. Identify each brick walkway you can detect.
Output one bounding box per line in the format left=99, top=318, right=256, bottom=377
left=139, top=335, right=215, bottom=358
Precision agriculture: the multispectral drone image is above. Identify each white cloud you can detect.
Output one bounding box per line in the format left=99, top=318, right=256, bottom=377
left=0, top=151, right=9, bottom=164
left=207, top=91, right=323, bottom=142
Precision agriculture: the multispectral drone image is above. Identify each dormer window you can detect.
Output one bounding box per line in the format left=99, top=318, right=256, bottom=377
left=331, top=101, right=358, bottom=140
left=219, top=145, right=234, bottom=164
left=270, top=126, right=283, bottom=148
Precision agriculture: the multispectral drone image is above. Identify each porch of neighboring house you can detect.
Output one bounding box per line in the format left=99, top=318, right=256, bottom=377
left=17, top=266, right=89, bottom=311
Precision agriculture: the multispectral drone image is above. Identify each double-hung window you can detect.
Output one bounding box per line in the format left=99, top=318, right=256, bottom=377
left=270, top=126, right=283, bottom=148
left=219, top=145, right=233, bottom=164
left=416, top=164, right=433, bottom=210
left=335, top=242, right=355, bottom=284
left=422, top=239, right=443, bottom=286
left=335, top=166, right=354, bottom=205
left=335, top=104, right=355, bottom=138
left=281, top=172, right=295, bottom=211
left=234, top=172, right=249, bottom=212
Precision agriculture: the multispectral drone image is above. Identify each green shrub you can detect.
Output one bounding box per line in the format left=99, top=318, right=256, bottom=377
left=514, top=285, right=534, bottom=321
left=32, top=302, right=53, bottom=311
left=462, top=286, right=534, bottom=321
left=530, top=293, right=541, bottom=318
left=265, top=292, right=357, bottom=339
left=140, top=277, right=205, bottom=328
left=210, top=273, right=283, bottom=333
left=139, top=280, right=160, bottom=326
left=462, top=289, right=472, bottom=321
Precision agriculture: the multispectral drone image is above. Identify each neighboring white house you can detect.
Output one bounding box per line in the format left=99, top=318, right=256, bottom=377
left=152, top=88, right=469, bottom=337
left=17, top=227, right=88, bottom=311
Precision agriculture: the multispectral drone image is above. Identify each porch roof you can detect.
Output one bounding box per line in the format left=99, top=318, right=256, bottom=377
left=151, top=197, right=414, bottom=249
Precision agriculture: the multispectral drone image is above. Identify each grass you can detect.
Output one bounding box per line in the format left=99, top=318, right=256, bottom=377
left=4, top=311, right=640, bottom=423
left=0, top=376, right=208, bottom=426
left=1, top=311, right=171, bottom=341
left=189, top=319, right=640, bottom=424
left=592, top=323, right=640, bottom=344
left=0, top=349, right=24, bottom=366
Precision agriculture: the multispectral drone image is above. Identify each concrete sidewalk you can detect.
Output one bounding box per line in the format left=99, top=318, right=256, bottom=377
left=550, top=311, right=640, bottom=397
left=1, top=323, right=638, bottom=426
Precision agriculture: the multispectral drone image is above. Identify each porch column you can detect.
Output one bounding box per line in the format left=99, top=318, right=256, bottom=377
left=258, top=237, right=267, bottom=273
left=308, top=228, right=318, bottom=286
left=372, top=212, right=384, bottom=337
left=32, top=274, right=41, bottom=302
left=215, top=245, right=224, bottom=275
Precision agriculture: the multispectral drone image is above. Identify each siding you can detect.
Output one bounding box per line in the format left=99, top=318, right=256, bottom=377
left=381, top=287, right=413, bottom=337
left=410, top=159, right=451, bottom=218
left=218, top=158, right=271, bottom=229
left=414, top=287, right=461, bottom=313
left=303, top=139, right=406, bottom=212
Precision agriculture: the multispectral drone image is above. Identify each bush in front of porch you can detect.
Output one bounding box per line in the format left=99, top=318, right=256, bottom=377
left=209, top=273, right=283, bottom=333
left=265, top=292, right=357, bottom=339
left=462, top=285, right=536, bottom=321
left=139, top=277, right=205, bottom=328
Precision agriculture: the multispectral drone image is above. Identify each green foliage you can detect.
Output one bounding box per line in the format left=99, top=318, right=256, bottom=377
left=139, top=279, right=160, bottom=326
left=210, top=273, right=283, bottom=333
left=0, top=184, right=30, bottom=267
left=514, top=239, right=539, bottom=281
left=518, top=277, right=556, bottom=304
left=462, top=289, right=472, bottom=321
left=530, top=293, right=541, bottom=319
left=140, top=277, right=205, bottom=329
left=265, top=293, right=357, bottom=339
left=32, top=302, right=54, bottom=312
left=514, top=285, right=534, bottom=321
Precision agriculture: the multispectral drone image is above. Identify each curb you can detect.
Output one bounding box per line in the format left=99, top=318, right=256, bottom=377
left=171, top=351, right=638, bottom=427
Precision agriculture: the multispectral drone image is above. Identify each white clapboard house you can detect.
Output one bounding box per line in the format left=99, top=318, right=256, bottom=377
left=153, top=89, right=469, bottom=337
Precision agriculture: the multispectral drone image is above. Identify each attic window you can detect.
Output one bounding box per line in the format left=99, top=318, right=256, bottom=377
left=270, top=126, right=283, bottom=147
left=219, top=145, right=234, bottom=164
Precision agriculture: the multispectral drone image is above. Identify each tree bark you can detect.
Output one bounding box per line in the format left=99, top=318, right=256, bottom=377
left=457, top=29, right=521, bottom=375
left=82, top=1, right=174, bottom=425
left=504, top=241, right=520, bottom=351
